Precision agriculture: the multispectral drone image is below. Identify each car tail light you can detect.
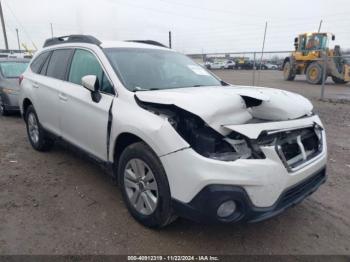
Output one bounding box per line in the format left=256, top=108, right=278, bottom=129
left=19, top=75, right=24, bottom=85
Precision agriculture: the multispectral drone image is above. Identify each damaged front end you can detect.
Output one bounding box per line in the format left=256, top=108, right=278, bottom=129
left=135, top=85, right=322, bottom=167
left=136, top=98, right=264, bottom=162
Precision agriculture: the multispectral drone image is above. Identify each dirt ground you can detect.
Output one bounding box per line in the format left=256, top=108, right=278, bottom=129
left=0, top=70, right=350, bottom=255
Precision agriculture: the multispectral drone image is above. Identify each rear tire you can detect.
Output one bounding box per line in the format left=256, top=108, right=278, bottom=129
left=0, top=97, right=9, bottom=116
left=283, top=61, right=296, bottom=81
left=332, top=76, right=348, bottom=84
left=0, top=104, right=9, bottom=116
left=25, top=105, right=54, bottom=151
left=118, top=142, right=176, bottom=228
left=306, top=62, right=324, bottom=84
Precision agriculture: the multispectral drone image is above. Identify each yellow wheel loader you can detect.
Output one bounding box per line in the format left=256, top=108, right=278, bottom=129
left=283, top=33, right=350, bottom=85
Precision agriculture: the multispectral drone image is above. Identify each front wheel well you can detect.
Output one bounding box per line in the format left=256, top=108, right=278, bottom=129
left=113, top=132, right=143, bottom=170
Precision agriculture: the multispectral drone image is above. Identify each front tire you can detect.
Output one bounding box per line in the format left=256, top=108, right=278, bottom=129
left=25, top=105, right=54, bottom=151
left=118, top=142, right=175, bottom=228
left=283, top=61, right=296, bottom=81
left=0, top=97, right=9, bottom=116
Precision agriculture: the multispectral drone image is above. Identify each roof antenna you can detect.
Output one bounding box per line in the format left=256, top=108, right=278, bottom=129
left=50, top=23, right=54, bottom=39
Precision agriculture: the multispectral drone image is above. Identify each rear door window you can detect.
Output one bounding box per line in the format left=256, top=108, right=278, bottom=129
left=30, top=52, right=51, bottom=73
left=46, top=49, right=74, bottom=80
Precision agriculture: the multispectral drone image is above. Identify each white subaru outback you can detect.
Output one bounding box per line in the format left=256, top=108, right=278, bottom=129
left=19, top=35, right=327, bottom=228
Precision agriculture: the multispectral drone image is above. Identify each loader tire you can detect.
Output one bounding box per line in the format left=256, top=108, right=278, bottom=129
left=306, top=62, right=324, bottom=85
left=283, top=61, right=295, bottom=81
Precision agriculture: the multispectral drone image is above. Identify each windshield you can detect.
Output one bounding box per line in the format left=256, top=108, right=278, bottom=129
left=104, top=48, right=221, bottom=91
left=0, top=61, right=29, bottom=78
left=304, top=34, right=328, bottom=51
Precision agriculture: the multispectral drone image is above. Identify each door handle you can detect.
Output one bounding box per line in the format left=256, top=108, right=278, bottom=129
left=32, top=83, right=39, bottom=88
left=58, top=93, right=68, bottom=102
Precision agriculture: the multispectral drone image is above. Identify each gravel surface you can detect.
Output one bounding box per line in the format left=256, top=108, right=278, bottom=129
left=0, top=70, right=349, bottom=255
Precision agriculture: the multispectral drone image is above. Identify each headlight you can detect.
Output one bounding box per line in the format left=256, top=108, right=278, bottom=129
left=164, top=108, right=260, bottom=161
left=2, top=88, right=18, bottom=94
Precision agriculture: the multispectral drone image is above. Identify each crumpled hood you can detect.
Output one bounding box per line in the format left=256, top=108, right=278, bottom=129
left=135, top=85, right=313, bottom=133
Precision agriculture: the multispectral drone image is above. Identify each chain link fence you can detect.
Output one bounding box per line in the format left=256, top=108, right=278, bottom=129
left=189, top=50, right=350, bottom=101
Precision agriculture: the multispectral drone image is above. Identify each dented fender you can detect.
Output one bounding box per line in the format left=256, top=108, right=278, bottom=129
left=108, top=97, right=189, bottom=161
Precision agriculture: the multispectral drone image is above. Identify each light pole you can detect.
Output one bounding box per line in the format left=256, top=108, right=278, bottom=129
left=16, top=28, right=20, bottom=51
left=0, top=0, right=9, bottom=49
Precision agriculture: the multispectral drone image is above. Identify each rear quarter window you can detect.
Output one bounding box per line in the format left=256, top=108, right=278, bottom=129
left=30, top=52, right=51, bottom=73
left=39, top=52, right=52, bottom=75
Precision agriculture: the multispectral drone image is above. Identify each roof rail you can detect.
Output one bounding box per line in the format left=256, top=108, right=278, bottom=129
left=126, top=40, right=168, bottom=48
left=43, top=35, right=102, bottom=48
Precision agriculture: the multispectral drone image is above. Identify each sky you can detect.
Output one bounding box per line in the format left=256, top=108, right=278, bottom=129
left=0, top=0, right=349, bottom=54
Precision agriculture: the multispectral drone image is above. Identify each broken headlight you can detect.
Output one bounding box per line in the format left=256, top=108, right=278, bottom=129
left=161, top=109, right=261, bottom=160
left=172, top=115, right=266, bottom=161
left=177, top=122, right=253, bottom=161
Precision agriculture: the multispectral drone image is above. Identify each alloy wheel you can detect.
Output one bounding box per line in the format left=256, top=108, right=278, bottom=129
left=124, top=158, right=158, bottom=215
left=28, top=112, right=39, bottom=144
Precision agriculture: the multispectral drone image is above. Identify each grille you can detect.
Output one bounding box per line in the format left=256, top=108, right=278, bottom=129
left=275, top=126, right=323, bottom=171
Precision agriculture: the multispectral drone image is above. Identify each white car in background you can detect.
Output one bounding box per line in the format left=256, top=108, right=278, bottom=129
left=265, top=63, right=279, bottom=70
left=224, top=60, right=236, bottom=69
left=19, top=35, right=327, bottom=228
left=205, top=60, right=226, bottom=69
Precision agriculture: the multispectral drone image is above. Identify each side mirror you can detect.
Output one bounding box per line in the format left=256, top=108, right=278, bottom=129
left=294, top=37, right=299, bottom=50
left=81, top=75, right=101, bottom=103
left=82, top=75, right=98, bottom=92
left=332, top=35, right=335, bottom=41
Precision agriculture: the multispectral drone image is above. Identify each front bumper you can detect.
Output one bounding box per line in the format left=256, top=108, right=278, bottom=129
left=172, top=167, right=326, bottom=223
left=160, top=115, right=327, bottom=208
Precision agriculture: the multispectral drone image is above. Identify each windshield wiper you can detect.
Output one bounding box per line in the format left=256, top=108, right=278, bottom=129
left=220, top=80, right=229, bottom=86
left=132, top=87, right=160, bottom=92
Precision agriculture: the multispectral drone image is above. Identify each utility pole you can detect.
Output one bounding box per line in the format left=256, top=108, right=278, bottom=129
left=50, top=23, right=53, bottom=38
left=16, top=28, right=20, bottom=51
left=318, top=20, right=323, bottom=33
left=0, top=0, right=8, bottom=50
left=168, top=31, right=172, bottom=49
left=257, top=22, right=268, bottom=84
